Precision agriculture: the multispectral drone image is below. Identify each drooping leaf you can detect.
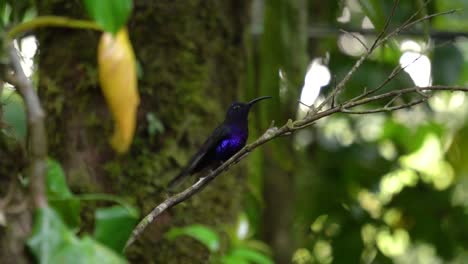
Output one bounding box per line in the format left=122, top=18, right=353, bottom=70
left=50, top=236, right=127, bottom=264
left=93, top=206, right=138, bottom=254
left=98, top=28, right=140, bottom=153
left=27, top=207, right=77, bottom=264
left=83, top=0, right=132, bottom=34
left=166, top=224, right=220, bottom=252
left=46, top=159, right=81, bottom=229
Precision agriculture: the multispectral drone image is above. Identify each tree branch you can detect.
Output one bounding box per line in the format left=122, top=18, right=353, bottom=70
left=3, top=45, right=48, bottom=209
left=306, top=27, right=468, bottom=40
left=315, top=0, right=399, bottom=113
left=124, top=84, right=467, bottom=249
left=124, top=4, right=465, bottom=249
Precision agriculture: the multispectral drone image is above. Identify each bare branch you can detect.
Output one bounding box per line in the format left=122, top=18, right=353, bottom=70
left=315, top=0, right=400, bottom=113
left=353, top=54, right=423, bottom=102
left=342, top=98, right=427, bottom=114
left=297, top=100, right=311, bottom=108
left=384, top=93, right=401, bottom=108
left=3, top=45, right=48, bottom=209
left=376, top=9, right=458, bottom=48
left=125, top=84, right=468, bottom=248
left=125, top=127, right=280, bottom=249
left=124, top=5, right=466, bottom=249
left=128, top=85, right=465, bottom=248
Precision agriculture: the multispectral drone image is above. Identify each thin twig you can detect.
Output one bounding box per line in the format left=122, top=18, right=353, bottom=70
left=376, top=9, right=458, bottom=48
left=297, top=100, right=311, bottom=108
left=3, top=45, right=48, bottom=209
left=369, top=0, right=400, bottom=51
left=340, top=29, right=368, bottom=51
left=384, top=93, right=401, bottom=108
left=342, top=98, right=427, bottom=114
left=315, top=0, right=400, bottom=113
left=305, top=27, right=468, bottom=40
left=352, top=53, right=423, bottom=102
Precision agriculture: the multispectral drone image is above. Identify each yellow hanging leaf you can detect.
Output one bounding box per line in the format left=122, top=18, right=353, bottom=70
left=98, top=28, right=139, bottom=153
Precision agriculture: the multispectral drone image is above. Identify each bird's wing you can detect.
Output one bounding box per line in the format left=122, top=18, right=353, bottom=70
left=167, top=125, right=230, bottom=190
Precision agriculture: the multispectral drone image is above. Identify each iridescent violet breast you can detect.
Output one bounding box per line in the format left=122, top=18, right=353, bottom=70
left=215, top=133, right=247, bottom=161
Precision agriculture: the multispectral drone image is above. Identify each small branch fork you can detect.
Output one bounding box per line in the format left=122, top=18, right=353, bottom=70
left=125, top=2, right=465, bottom=248
left=2, top=45, right=48, bottom=209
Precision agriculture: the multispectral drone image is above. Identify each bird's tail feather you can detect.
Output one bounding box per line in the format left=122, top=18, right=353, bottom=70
left=167, top=171, right=189, bottom=191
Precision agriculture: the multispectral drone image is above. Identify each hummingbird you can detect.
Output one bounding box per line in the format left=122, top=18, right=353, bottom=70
left=168, top=96, right=272, bottom=190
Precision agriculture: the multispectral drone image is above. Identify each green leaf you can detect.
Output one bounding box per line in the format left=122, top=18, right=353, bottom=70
left=46, top=159, right=72, bottom=198
left=166, top=224, right=220, bottom=252
left=46, top=159, right=81, bottom=229
left=27, top=207, right=78, bottom=264
left=50, top=236, right=127, bottom=264
left=28, top=207, right=128, bottom=264
left=49, top=198, right=81, bottom=230
left=21, top=7, right=37, bottom=23
left=221, top=254, right=250, bottom=264
left=227, top=247, right=275, bottom=264
left=83, top=0, right=132, bottom=34
left=94, top=206, right=138, bottom=254
left=146, top=112, right=165, bottom=136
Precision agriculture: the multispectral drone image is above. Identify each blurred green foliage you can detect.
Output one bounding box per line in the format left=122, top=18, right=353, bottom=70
left=28, top=159, right=139, bottom=263
left=166, top=219, right=274, bottom=264
left=2, top=0, right=468, bottom=263
left=0, top=0, right=36, bottom=28
left=243, top=0, right=468, bottom=263
left=46, top=159, right=81, bottom=229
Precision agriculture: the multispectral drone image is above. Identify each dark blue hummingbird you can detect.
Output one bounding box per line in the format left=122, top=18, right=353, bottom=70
left=168, top=96, right=272, bottom=190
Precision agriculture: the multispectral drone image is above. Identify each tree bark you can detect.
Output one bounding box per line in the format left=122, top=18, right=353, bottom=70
left=36, top=1, right=250, bottom=263
left=0, top=137, right=30, bottom=264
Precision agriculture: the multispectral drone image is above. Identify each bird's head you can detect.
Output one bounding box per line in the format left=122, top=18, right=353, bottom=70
left=225, top=96, right=271, bottom=124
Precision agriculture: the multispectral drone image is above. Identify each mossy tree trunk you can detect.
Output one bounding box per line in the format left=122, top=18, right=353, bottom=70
left=37, top=1, right=250, bottom=263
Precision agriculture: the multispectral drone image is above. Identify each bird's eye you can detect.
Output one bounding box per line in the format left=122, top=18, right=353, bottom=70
left=233, top=105, right=240, bottom=110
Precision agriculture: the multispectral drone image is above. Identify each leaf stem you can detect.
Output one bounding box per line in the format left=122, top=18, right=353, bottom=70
left=7, top=16, right=101, bottom=40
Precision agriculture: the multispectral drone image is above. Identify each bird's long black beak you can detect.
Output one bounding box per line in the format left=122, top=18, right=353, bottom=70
left=248, top=96, right=272, bottom=107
